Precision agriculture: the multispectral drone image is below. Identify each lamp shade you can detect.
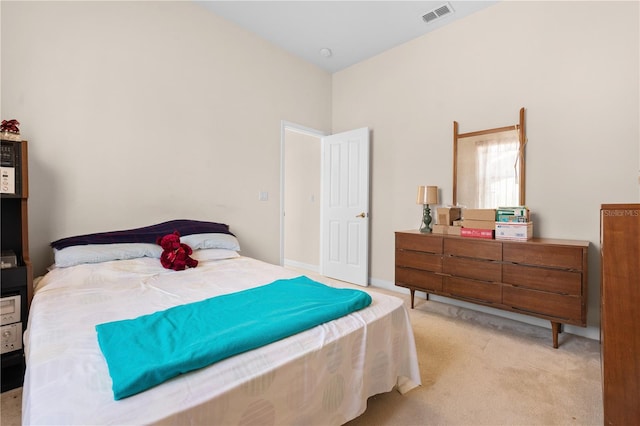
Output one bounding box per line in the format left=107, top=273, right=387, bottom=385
left=417, top=185, right=438, bottom=205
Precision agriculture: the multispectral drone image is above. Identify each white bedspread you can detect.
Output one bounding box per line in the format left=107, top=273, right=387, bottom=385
left=23, top=256, right=421, bottom=425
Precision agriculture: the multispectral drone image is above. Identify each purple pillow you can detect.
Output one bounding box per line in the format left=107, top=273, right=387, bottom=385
left=51, top=220, right=234, bottom=250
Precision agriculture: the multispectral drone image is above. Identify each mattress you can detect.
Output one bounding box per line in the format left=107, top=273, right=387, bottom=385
left=22, top=255, right=421, bottom=425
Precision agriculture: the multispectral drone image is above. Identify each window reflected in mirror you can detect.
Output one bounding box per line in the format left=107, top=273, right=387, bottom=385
left=453, top=108, right=526, bottom=209
left=456, top=128, right=520, bottom=208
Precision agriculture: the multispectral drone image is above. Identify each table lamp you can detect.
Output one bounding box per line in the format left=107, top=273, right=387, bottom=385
left=417, top=185, right=438, bottom=233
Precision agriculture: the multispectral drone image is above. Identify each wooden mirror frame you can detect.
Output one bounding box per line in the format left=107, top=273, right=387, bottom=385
left=453, top=107, right=526, bottom=208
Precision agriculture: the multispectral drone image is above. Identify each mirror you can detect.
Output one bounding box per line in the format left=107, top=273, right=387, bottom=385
left=453, top=108, right=526, bottom=209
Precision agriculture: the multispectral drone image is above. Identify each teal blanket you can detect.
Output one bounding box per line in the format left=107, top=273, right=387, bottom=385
left=96, top=276, right=372, bottom=400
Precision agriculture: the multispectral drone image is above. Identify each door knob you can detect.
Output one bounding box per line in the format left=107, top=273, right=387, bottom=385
left=355, top=212, right=367, bottom=218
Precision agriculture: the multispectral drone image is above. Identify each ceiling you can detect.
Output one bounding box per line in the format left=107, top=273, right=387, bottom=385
left=198, top=1, right=499, bottom=73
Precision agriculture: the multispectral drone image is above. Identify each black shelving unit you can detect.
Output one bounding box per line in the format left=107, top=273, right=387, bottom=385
left=1, top=139, right=32, bottom=392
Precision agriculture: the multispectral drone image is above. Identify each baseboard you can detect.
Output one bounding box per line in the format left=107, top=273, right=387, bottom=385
left=283, top=259, right=319, bottom=274
left=368, top=277, right=600, bottom=342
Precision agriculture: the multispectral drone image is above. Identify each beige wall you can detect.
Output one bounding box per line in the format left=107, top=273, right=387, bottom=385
left=1, top=1, right=332, bottom=275
left=283, top=129, right=321, bottom=269
left=332, top=1, right=639, bottom=339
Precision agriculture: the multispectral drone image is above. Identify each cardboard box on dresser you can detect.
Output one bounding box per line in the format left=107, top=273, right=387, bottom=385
left=433, top=207, right=532, bottom=241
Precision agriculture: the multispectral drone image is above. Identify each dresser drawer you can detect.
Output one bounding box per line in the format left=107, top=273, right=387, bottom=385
left=503, top=243, right=583, bottom=270
left=396, top=268, right=443, bottom=292
left=444, top=238, right=501, bottom=261
left=396, top=250, right=442, bottom=272
left=396, top=232, right=443, bottom=254
left=503, top=263, right=582, bottom=295
left=443, top=276, right=501, bottom=304
left=503, top=286, right=583, bottom=322
left=443, top=256, right=501, bottom=282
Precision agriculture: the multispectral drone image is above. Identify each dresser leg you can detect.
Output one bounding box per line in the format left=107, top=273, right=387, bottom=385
left=410, top=289, right=415, bottom=308
left=551, top=321, right=561, bottom=348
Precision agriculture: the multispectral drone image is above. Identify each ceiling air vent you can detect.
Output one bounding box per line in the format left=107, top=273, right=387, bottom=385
left=422, top=2, right=454, bottom=24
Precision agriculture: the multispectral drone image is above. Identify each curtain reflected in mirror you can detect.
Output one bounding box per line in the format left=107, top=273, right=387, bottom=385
left=453, top=108, right=526, bottom=209
left=457, top=129, right=520, bottom=208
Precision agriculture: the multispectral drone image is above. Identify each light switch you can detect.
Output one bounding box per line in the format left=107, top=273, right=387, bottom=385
left=259, top=191, right=269, bottom=201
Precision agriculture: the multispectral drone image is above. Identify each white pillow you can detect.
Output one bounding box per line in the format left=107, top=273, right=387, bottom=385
left=54, top=243, right=162, bottom=268
left=180, top=233, right=241, bottom=251
left=190, top=249, right=240, bottom=262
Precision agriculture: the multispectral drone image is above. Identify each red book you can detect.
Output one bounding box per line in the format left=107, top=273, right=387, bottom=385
left=460, top=228, right=495, bottom=239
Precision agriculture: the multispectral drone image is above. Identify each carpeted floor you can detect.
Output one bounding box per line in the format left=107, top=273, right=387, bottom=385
left=0, top=282, right=602, bottom=426
left=346, top=295, right=602, bottom=425
left=0, top=386, right=20, bottom=426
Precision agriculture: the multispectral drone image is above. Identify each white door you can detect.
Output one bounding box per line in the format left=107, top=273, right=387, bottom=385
left=321, top=127, right=370, bottom=286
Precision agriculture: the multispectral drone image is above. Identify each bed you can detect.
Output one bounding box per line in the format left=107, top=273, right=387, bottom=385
left=22, top=220, right=421, bottom=425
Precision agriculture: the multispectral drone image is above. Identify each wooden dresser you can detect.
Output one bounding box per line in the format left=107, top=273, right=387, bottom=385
left=600, top=204, right=639, bottom=425
left=395, top=230, right=589, bottom=348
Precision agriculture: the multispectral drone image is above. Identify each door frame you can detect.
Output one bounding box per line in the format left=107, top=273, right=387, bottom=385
left=279, top=121, right=327, bottom=267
